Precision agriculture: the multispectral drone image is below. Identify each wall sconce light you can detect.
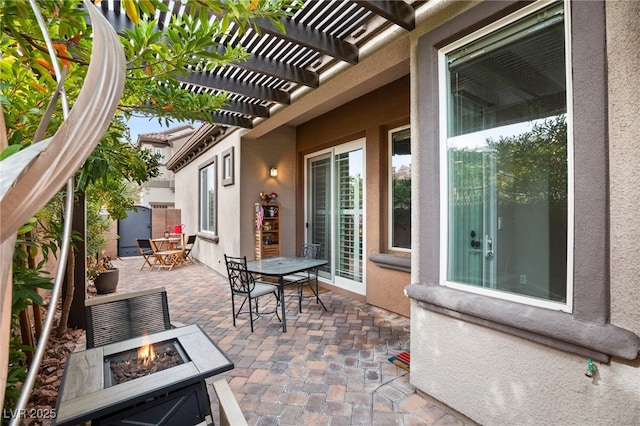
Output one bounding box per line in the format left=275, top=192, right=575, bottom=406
left=270, top=166, right=278, bottom=177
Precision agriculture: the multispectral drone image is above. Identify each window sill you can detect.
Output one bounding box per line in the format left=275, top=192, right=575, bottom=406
left=369, top=253, right=411, bottom=272
left=196, top=231, right=219, bottom=244
left=404, top=283, right=640, bottom=362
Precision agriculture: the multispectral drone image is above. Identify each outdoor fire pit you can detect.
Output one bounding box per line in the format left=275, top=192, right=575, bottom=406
left=54, top=324, right=234, bottom=426
left=105, top=338, right=188, bottom=387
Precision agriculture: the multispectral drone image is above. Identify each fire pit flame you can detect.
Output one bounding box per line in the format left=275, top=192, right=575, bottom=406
left=106, top=338, right=187, bottom=387
left=137, top=339, right=156, bottom=366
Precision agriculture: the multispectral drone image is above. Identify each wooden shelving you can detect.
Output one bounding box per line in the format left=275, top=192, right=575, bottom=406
left=255, top=202, right=280, bottom=259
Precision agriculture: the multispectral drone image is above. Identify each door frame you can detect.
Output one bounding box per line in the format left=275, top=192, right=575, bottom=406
left=303, top=138, right=366, bottom=295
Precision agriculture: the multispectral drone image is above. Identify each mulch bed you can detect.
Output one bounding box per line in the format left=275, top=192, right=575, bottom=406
left=18, top=285, right=98, bottom=425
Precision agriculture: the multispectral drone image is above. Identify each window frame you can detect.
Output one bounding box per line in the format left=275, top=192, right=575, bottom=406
left=388, top=125, right=412, bottom=252
left=221, top=147, right=234, bottom=186
left=199, top=156, right=218, bottom=236
left=154, top=147, right=164, bottom=163
left=405, top=0, right=640, bottom=362
left=437, top=1, right=573, bottom=312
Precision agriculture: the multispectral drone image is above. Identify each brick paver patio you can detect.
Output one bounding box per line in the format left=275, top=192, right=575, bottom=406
left=106, top=256, right=475, bottom=426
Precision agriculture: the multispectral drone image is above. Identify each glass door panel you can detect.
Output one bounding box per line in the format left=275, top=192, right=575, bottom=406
left=305, top=140, right=365, bottom=294
left=334, top=149, right=363, bottom=284
left=309, top=155, right=331, bottom=276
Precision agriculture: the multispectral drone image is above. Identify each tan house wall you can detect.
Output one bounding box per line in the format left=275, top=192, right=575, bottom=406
left=408, top=1, right=640, bottom=424
left=173, top=127, right=296, bottom=277
left=240, top=126, right=297, bottom=260
left=296, top=76, right=411, bottom=317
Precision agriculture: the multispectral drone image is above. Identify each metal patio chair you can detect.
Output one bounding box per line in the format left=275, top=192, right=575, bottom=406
left=224, top=255, right=280, bottom=332
left=84, top=287, right=173, bottom=348
left=283, top=243, right=327, bottom=312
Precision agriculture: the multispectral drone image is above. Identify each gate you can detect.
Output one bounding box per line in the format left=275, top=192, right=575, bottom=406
left=118, top=206, right=151, bottom=257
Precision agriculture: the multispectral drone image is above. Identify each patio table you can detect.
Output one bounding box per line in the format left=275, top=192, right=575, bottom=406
left=245, top=256, right=328, bottom=332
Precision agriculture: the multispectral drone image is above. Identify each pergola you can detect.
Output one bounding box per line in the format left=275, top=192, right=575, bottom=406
left=97, top=0, right=419, bottom=129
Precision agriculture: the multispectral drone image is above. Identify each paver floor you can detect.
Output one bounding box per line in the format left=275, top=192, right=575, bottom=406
left=106, top=256, right=476, bottom=426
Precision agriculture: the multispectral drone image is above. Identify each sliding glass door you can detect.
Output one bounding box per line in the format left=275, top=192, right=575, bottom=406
left=305, top=139, right=365, bottom=295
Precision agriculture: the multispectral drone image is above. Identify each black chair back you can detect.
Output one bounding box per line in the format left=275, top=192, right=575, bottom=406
left=300, top=243, right=321, bottom=259
left=224, top=255, right=256, bottom=294
left=85, top=287, right=171, bottom=348
left=136, top=238, right=153, bottom=254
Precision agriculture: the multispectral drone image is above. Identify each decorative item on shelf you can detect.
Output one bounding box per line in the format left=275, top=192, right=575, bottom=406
left=266, top=206, right=279, bottom=217
left=269, top=192, right=278, bottom=202
left=264, top=236, right=273, bottom=245
left=262, top=223, right=272, bottom=232
left=256, top=204, right=264, bottom=230
left=259, top=192, right=269, bottom=201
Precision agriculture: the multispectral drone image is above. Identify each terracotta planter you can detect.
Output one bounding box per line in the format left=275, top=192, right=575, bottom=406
left=94, top=268, right=119, bottom=294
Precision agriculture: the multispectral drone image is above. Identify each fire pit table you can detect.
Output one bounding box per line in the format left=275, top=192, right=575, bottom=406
left=53, top=324, right=233, bottom=426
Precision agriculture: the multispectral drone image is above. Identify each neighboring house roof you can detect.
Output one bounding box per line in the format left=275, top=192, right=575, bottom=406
left=165, top=124, right=228, bottom=173
left=136, top=124, right=196, bottom=147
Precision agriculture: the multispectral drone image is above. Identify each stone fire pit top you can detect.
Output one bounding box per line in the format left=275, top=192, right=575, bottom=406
left=53, top=324, right=233, bottom=426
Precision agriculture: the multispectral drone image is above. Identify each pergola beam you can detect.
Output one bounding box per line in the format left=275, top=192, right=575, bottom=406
left=180, top=72, right=290, bottom=104
left=256, top=18, right=359, bottom=64
left=355, top=1, right=415, bottom=31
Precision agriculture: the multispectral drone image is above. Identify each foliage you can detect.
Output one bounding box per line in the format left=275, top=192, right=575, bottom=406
left=86, top=256, right=114, bottom=282
left=1, top=0, right=298, bottom=412
left=488, top=115, right=568, bottom=204
left=450, top=115, right=567, bottom=206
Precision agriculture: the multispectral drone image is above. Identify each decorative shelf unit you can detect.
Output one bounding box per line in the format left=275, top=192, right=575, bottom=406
left=255, top=202, right=280, bottom=259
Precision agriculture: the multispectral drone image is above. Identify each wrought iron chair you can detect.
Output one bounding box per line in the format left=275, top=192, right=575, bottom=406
left=224, top=255, right=280, bottom=332
left=136, top=238, right=156, bottom=271
left=283, top=243, right=327, bottom=312
left=84, top=287, right=173, bottom=348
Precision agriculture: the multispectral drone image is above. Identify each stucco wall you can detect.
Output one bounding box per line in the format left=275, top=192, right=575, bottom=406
left=411, top=308, right=639, bottom=425
left=607, top=0, right=640, bottom=334
left=173, top=131, right=242, bottom=276
left=409, top=1, right=640, bottom=424
left=172, top=126, right=297, bottom=276
left=297, top=77, right=411, bottom=317
left=240, top=126, right=297, bottom=259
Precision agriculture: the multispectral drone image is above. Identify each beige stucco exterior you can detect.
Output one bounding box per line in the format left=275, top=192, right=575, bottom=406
left=408, top=1, right=640, bottom=424
left=173, top=127, right=298, bottom=277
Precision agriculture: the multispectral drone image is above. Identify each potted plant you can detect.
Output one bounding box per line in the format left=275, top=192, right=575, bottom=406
left=88, top=255, right=119, bottom=294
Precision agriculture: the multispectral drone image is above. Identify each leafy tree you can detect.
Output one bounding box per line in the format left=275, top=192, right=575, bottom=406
left=1, top=0, right=298, bottom=411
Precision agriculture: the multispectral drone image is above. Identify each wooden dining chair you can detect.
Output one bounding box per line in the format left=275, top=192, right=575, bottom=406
left=135, top=238, right=156, bottom=271
left=224, top=255, right=280, bottom=332
left=182, top=234, right=197, bottom=265
left=150, top=240, right=183, bottom=271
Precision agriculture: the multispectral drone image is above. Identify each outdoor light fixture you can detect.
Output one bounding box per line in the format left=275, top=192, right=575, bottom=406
left=270, top=166, right=278, bottom=177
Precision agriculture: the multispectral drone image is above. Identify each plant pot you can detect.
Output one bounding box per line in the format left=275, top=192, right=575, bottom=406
left=94, top=268, right=119, bottom=294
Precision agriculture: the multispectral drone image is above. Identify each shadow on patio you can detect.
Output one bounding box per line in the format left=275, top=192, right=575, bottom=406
left=107, top=257, right=474, bottom=426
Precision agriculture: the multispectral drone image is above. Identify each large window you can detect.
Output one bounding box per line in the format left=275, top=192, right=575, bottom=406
left=389, top=126, right=411, bottom=250
left=199, top=157, right=217, bottom=234
left=439, top=1, right=570, bottom=310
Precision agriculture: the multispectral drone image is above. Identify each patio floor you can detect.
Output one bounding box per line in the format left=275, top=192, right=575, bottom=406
left=106, top=256, right=476, bottom=426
